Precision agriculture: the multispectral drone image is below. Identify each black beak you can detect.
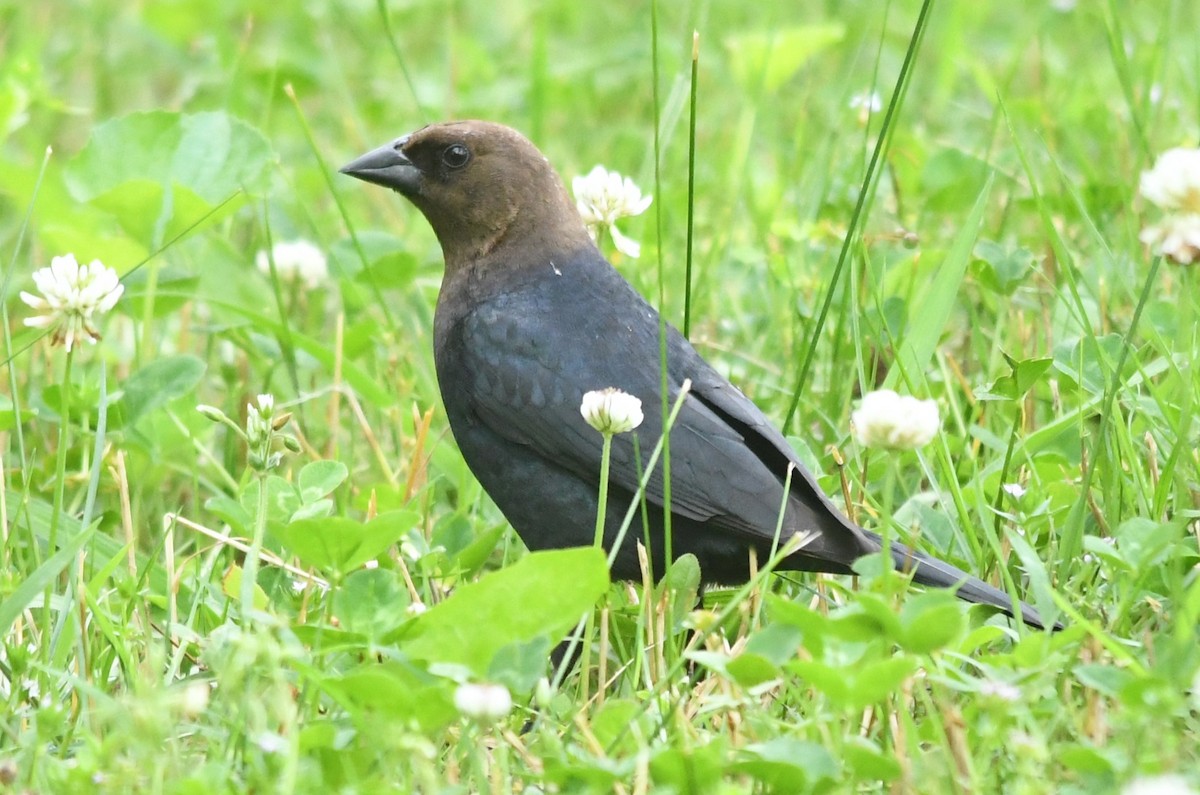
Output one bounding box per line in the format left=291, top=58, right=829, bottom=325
left=339, top=137, right=420, bottom=194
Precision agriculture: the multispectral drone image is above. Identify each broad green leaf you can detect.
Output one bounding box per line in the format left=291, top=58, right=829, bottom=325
left=743, top=623, right=803, bottom=664
left=850, top=657, right=918, bottom=705
left=661, top=552, right=701, bottom=621
left=727, top=652, right=781, bottom=688
left=1052, top=333, right=1128, bottom=397
left=649, top=742, right=727, bottom=793
left=67, top=110, right=272, bottom=204
left=972, top=239, right=1036, bottom=295
left=119, top=355, right=206, bottom=426
left=273, top=510, right=419, bottom=574
left=488, top=635, right=553, bottom=695
left=975, top=353, right=1052, bottom=402
left=403, top=547, right=609, bottom=675
left=735, top=738, right=839, bottom=793
left=321, top=660, right=456, bottom=733
left=64, top=112, right=270, bottom=247
left=298, top=460, right=349, bottom=504
left=898, top=591, right=965, bottom=653
left=334, top=568, right=410, bottom=640
left=220, top=564, right=269, bottom=611
left=842, top=737, right=902, bottom=781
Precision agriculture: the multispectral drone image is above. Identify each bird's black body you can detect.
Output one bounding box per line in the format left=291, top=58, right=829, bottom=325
left=341, top=120, right=1056, bottom=630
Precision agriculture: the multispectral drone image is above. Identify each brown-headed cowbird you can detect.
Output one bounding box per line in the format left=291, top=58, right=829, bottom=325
left=341, top=120, right=1056, bottom=630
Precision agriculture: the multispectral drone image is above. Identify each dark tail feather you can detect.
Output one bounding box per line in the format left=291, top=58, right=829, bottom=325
left=879, top=535, right=1060, bottom=631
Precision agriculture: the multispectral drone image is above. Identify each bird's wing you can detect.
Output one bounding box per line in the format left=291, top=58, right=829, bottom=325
left=456, top=258, right=852, bottom=545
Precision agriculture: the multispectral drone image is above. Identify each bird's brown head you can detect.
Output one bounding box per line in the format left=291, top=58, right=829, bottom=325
left=340, top=121, right=593, bottom=273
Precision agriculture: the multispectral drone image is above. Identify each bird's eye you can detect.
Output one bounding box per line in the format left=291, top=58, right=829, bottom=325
left=442, top=143, right=471, bottom=169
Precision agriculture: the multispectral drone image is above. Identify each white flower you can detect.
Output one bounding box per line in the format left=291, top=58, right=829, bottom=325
left=255, top=731, right=288, bottom=754
left=246, top=393, right=275, bottom=444
left=1139, top=213, right=1200, bottom=265
left=1140, top=148, right=1200, bottom=265
left=849, top=91, right=882, bottom=112
left=454, top=682, right=512, bottom=722
left=20, top=254, right=124, bottom=351
left=1002, top=483, right=1027, bottom=499
left=178, top=681, right=211, bottom=717
left=406, top=601, right=427, bottom=616
left=977, top=680, right=1021, bottom=702
left=849, top=91, right=882, bottom=125
left=572, top=165, right=652, bottom=258
left=580, top=388, right=644, bottom=435
left=1122, top=774, right=1197, bottom=795
left=255, top=239, right=328, bottom=288
left=1140, top=148, right=1200, bottom=213
left=851, top=389, right=940, bottom=450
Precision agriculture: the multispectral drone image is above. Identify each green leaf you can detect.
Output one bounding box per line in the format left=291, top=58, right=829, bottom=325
left=920, top=148, right=991, bottom=212
left=0, top=394, right=37, bottom=431
left=334, top=568, right=410, bottom=640
left=724, top=25, right=845, bottom=94
left=273, top=510, right=419, bottom=574
left=67, top=110, right=272, bottom=204
left=649, top=741, right=727, bottom=793
left=1058, top=743, right=1117, bottom=775
left=850, top=657, right=918, bottom=705
left=975, top=353, right=1052, bottom=402
left=661, top=553, right=701, bottom=621
left=1052, top=334, right=1128, bottom=397
left=220, top=564, right=269, bottom=611
left=202, top=495, right=251, bottom=536
left=735, top=738, right=839, bottom=793
left=119, top=355, right=206, bottom=426
left=321, top=660, right=456, bottom=733
left=727, top=653, right=781, bottom=688
left=972, top=239, right=1036, bottom=295
left=298, top=460, right=349, bottom=504
left=488, top=635, right=553, bottom=695
left=842, top=737, right=902, bottom=781
left=403, top=547, right=609, bottom=675
left=743, top=622, right=804, bottom=664
left=898, top=591, right=965, bottom=653
left=787, top=660, right=851, bottom=705
left=65, top=111, right=271, bottom=245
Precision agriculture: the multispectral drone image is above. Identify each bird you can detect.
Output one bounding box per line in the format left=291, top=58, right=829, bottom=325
left=340, top=120, right=1057, bottom=631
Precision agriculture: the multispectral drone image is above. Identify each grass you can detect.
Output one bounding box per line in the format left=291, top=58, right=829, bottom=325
left=2, top=0, right=1199, bottom=792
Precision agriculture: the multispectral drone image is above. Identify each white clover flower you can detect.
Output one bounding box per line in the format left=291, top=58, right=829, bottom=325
left=454, top=682, right=512, bottom=722
left=1122, top=774, right=1197, bottom=795
left=1140, top=148, right=1200, bottom=265
left=1139, top=213, right=1200, bottom=265
left=580, top=388, right=644, bottom=435
left=851, top=389, right=940, bottom=451
left=1140, top=148, right=1200, bottom=213
left=178, top=681, right=211, bottom=717
left=255, top=239, right=328, bottom=288
left=978, top=680, right=1021, bottom=702
left=572, top=166, right=653, bottom=258
left=20, top=254, right=124, bottom=352
left=254, top=732, right=288, bottom=754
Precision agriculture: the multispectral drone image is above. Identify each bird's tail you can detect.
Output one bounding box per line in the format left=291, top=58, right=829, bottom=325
left=867, top=531, right=1057, bottom=630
